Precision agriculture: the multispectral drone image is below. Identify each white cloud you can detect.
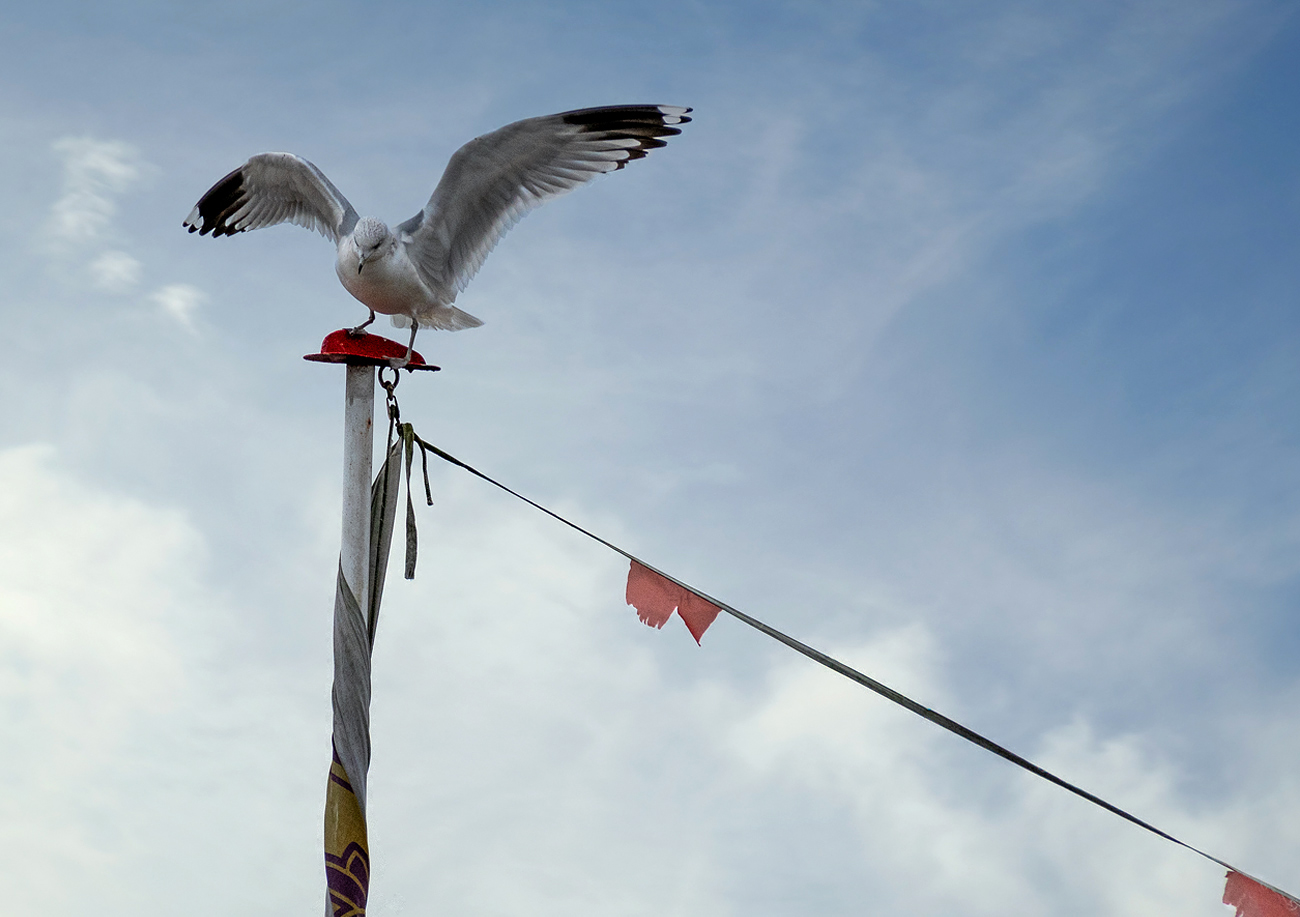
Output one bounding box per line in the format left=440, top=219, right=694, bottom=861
left=46, top=137, right=141, bottom=246
left=89, top=249, right=142, bottom=292
left=0, top=443, right=330, bottom=915
left=151, top=283, right=205, bottom=331
left=0, top=443, right=198, bottom=909
left=0, top=444, right=193, bottom=704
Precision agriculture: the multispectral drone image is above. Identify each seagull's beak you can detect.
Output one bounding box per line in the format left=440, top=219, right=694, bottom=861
left=357, top=253, right=366, bottom=275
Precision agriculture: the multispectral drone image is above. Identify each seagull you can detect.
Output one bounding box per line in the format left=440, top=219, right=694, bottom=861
left=184, top=104, right=692, bottom=363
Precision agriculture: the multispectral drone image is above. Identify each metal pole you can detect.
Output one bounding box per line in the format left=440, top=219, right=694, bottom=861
left=305, top=331, right=434, bottom=917
left=341, top=364, right=375, bottom=609
left=325, top=362, right=376, bottom=917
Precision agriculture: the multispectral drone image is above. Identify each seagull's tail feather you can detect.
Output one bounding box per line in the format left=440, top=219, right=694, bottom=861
left=392, top=306, right=484, bottom=332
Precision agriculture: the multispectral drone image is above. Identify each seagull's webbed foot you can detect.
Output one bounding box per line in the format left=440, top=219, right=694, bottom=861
left=347, top=309, right=376, bottom=337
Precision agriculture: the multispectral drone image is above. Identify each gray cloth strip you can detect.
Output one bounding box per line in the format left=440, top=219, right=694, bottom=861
left=331, top=439, right=403, bottom=812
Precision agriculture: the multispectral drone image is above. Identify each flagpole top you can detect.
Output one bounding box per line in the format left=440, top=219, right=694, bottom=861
left=303, top=329, right=441, bottom=371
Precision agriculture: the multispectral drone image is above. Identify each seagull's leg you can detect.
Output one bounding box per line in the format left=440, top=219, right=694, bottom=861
left=392, top=322, right=418, bottom=369
left=404, top=323, right=418, bottom=363
left=348, top=308, right=376, bottom=337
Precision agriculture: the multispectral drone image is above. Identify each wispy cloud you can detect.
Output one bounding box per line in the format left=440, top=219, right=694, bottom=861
left=151, top=283, right=205, bottom=332
left=43, top=136, right=207, bottom=327
left=89, top=249, right=142, bottom=292
left=46, top=137, right=142, bottom=247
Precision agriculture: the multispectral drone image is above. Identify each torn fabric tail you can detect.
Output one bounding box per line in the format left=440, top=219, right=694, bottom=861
left=1225, top=872, right=1300, bottom=917
left=325, top=439, right=401, bottom=917
left=626, top=560, right=720, bottom=643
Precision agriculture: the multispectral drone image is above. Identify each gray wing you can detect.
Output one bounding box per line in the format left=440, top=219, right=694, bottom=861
left=183, top=152, right=359, bottom=243
left=396, top=105, right=691, bottom=298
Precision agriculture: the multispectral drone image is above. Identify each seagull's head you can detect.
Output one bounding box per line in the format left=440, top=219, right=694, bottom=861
left=353, top=217, right=393, bottom=274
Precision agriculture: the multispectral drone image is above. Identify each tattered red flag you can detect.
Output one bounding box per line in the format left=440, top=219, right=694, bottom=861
left=625, top=560, right=721, bottom=644
left=1224, top=872, right=1300, bottom=917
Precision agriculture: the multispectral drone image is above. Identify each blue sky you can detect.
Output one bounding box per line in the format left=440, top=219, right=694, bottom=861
left=1, top=2, right=1299, bottom=914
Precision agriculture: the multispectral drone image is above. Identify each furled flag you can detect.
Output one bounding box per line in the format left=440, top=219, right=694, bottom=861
left=1224, top=872, right=1300, bottom=917
left=625, top=560, right=721, bottom=643
left=325, top=439, right=402, bottom=917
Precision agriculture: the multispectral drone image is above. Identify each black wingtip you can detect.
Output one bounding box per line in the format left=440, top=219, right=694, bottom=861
left=187, top=166, right=248, bottom=237
left=560, top=105, right=692, bottom=162
left=562, top=104, right=692, bottom=127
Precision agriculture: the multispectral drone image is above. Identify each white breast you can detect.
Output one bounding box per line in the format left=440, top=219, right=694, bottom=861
left=335, top=244, right=438, bottom=318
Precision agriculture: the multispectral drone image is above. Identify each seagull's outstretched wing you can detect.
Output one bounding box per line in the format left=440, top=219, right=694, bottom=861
left=397, top=105, right=691, bottom=299
left=184, top=152, right=360, bottom=243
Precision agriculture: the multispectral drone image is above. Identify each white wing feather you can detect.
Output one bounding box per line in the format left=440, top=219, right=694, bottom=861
left=396, top=105, right=691, bottom=301
left=183, top=152, right=359, bottom=243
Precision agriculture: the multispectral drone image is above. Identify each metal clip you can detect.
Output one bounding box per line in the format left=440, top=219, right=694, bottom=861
left=378, top=365, right=401, bottom=427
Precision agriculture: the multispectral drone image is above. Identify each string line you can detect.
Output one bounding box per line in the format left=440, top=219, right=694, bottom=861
left=417, top=436, right=1293, bottom=901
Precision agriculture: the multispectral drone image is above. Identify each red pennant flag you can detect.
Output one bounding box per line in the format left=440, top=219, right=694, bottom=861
left=1224, top=872, right=1300, bottom=917
left=625, top=560, right=720, bottom=644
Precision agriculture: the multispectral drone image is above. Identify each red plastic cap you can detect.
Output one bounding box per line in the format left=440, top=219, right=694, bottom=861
left=304, top=330, right=440, bottom=371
